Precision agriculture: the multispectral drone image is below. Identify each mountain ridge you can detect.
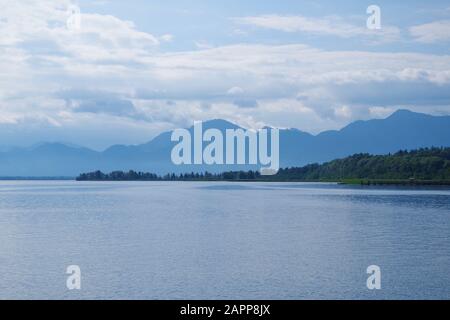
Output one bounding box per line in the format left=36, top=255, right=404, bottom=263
left=1, top=109, right=450, bottom=176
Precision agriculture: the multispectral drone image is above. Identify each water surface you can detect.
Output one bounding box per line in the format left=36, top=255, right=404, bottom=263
left=0, top=181, right=449, bottom=299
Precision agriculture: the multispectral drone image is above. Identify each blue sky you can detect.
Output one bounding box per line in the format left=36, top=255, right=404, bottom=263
left=79, top=0, right=450, bottom=53
left=0, top=0, right=450, bottom=149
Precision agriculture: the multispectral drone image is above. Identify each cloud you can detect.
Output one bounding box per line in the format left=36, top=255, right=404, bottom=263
left=410, top=20, right=450, bottom=43
left=160, top=34, right=174, bottom=42
left=195, top=41, right=214, bottom=49
left=227, top=86, right=245, bottom=95
left=233, top=14, right=401, bottom=42
left=72, top=99, right=136, bottom=116
left=56, top=89, right=137, bottom=117
left=233, top=99, right=259, bottom=108
left=334, top=105, right=352, bottom=119
left=0, top=0, right=160, bottom=59
left=1, top=1, right=450, bottom=148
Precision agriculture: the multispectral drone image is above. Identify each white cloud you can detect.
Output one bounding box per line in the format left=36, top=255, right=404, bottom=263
left=369, top=107, right=395, bottom=119
left=0, top=1, right=450, bottom=148
left=0, top=0, right=160, bottom=59
left=160, top=34, right=174, bottom=42
left=334, top=105, right=352, bottom=119
left=195, top=41, right=214, bottom=49
left=233, top=14, right=401, bottom=42
left=410, top=20, right=450, bottom=43
left=227, top=86, right=245, bottom=95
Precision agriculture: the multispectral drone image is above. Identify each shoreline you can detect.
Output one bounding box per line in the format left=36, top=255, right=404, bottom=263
left=2, top=178, right=450, bottom=186
left=0, top=177, right=74, bottom=181
left=339, top=179, right=450, bottom=186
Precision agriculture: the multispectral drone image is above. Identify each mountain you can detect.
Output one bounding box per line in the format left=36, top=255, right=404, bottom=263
left=1, top=110, right=450, bottom=177
left=280, top=109, right=450, bottom=166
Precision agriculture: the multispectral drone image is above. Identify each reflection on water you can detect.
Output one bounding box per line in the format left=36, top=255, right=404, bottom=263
left=0, top=181, right=449, bottom=299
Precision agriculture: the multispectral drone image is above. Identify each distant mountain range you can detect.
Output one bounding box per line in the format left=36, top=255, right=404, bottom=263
left=1, top=109, right=450, bottom=177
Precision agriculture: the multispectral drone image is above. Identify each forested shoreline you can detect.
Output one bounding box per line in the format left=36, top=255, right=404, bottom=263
left=76, top=147, right=450, bottom=185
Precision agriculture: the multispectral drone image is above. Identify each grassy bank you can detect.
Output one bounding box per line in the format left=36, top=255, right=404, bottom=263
left=340, top=178, right=450, bottom=186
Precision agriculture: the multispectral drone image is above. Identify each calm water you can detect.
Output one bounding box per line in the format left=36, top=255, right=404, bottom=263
left=0, top=181, right=449, bottom=300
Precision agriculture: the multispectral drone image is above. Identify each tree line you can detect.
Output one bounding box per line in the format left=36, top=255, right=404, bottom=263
left=76, top=147, right=450, bottom=182
left=76, top=170, right=262, bottom=181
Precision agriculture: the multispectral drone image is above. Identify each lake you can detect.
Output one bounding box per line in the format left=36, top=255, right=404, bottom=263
left=0, top=181, right=449, bottom=300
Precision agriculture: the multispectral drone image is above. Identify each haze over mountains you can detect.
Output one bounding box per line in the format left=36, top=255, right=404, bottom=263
left=1, top=109, right=449, bottom=177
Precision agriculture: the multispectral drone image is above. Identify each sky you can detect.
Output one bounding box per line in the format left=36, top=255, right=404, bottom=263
left=0, top=0, right=450, bottom=150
